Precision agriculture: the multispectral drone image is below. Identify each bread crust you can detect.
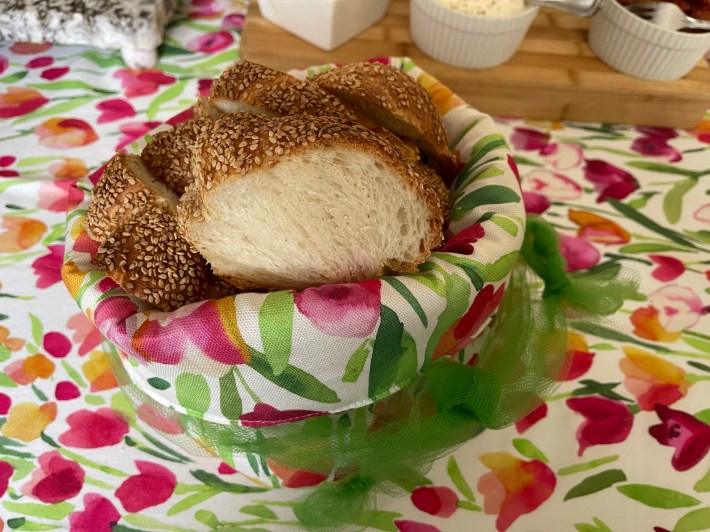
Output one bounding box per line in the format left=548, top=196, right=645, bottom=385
left=140, top=119, right=212, bottom=196
left=208, top=60, right=358, bottom=120
left=85, top=153, right=173, bottom=243
left=312, top=61, right=456, bottom=178
left=92, top=207, right=211, bottom=311
left=178, top=113, right=444, bottom=290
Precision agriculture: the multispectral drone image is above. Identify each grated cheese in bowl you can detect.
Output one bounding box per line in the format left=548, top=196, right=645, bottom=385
left=436, top=0, right=527, bottom=16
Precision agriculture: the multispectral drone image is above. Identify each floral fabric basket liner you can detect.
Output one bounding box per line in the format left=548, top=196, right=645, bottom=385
left=62, top=57, right=525, bottom=459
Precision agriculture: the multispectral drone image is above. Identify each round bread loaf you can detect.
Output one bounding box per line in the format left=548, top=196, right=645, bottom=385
left=140, top=119, right=212, bottom=196
left=208, top=60, right=358, bottom=120
left=92, top=207, right=211, bottom=312
left=84, top=153, right=178, bottom=243
left=312, top=61, right=457, bottom=179
left=177, top=112, right=444, bottom=291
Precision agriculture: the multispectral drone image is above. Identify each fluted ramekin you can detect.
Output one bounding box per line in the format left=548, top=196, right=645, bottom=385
left=410, top=0, right=538, bottom=69
left=588, top=0, right=710, bottom=81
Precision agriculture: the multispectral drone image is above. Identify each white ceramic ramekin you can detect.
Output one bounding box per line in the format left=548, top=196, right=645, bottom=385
left=588, top=0, right=710, bottom=81
left=410, top=0, right=538, bottom=69
left=258, top=0, right=389, bottom=51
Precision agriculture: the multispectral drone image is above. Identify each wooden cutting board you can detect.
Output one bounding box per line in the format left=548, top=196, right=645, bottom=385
left=240, top=0, right=710, bottom=129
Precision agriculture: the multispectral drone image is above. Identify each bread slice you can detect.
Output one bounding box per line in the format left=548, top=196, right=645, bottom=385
left=177, top=113, right=444, bottom=291
left=312, top=61, right=457, bottom=179
left=85, top=153, right=179, bottom=243
left=208, top=60, right=357, bottom=120
left=93, top=206, right=211, bottom=311
left=140, top=119, right=212, bottom=196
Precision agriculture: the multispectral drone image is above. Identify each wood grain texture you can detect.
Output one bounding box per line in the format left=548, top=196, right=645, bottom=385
left=241, top=0, right=710, bottom=128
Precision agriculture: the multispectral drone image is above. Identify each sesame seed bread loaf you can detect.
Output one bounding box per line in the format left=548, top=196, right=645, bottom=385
left=85, top=153, right=179, bottom=243
left=140, top=119, right=212, bottom=196
left=177, top=112, right=445, bottom=291
left=312, top=61, right=457, bottom=179
left=92, top=207, right=212, bottom=312
left=207, top=60, right=358, bottom=121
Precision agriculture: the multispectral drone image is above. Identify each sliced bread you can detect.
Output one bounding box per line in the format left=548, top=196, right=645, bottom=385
left=177, top=113, right=444, bottom=291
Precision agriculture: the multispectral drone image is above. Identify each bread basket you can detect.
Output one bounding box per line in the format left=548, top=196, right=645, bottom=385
left=62, top=59, right=571, bottom=512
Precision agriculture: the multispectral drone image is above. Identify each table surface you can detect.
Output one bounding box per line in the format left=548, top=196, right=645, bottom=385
left=1, top=2, right=709, bottom=531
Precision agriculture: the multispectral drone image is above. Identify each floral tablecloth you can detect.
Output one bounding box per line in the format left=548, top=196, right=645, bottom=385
left=1, top=1, right=709, bottom=530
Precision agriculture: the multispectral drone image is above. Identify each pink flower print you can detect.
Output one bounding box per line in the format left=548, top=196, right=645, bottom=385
left=198, top=78, right=213, bottom=96
left=136, top=403, right=184, bottom=435
left=648, top=284, right=706, bottom=332
left=43, top=331, right=71, bottom=358
left=222, top=13, right=245, bottom=30
left=10, top=42, right=52, bottom=54
left=55, top=381, right=81, bottom=400
left=441, top=224, right=485, bottom=254
left=187, top=31, right=234, bottom=53
left=395, top=521, right=442, bottom=532
left=0, top=156, right=18, bottom=178
left=96, top=99, right=136, bottom=123
left=693, top=204, right=710, bottom=223
left=38, top=180, right=84, bottom=211
left=559, top=332, right=595, bottom=381
left=41, top=67, right=69, bottom=80
left=0, top=461, right=14, bottom=498
left=507, top=154, right=520, bottom=183
left=240, top=403, right=327, bottom=427
left=0, top=87, right=49, bottom=118
left=20, top=451, right=84, bottom=503
left=114, top=68, right=176, bottom=98
left=649, top=255, right=685, bottom=282
left=32, top=244, right=64, bottom=288
left=69, top=493, right=121, bottom=532
left=649, top=404, right=710, bottom=471
left=0, top=55, right=7, bottom=76
left=559, top=233, right=600, bottom=272
left=115, top=461, right=177, bottom=512
left=34, top=118, right=98, bottom=149
left=515, top=402, right=547, bottom=433
left=583, top=160, right=639, bottom=202
left=411, top=486, right=458, bottom=517
left=66, top=313, right=102, bottom=356
left=115, top=120, right=161, bottom=150
left=539, top=142, right=583, bottom=170
left=510, top=127, right=550, bottom=150
left=189, top=0, right=225, bottom=18
left=218, top=462, right=237, bottom=474
left=522, top=192, right=550, bottom=214
left=567, top=396, right=634, bottom=456
left=620, top=346, right=690, bottom=411
left=478, top=452, right=556, bottom=531
left=524, top=169, right=582, bottom=202
left=0, top=393, right=11, bottom=414
left=632, top=127, right=681, bottom=162
left=26, top=56, right=53, bottom=68
left=295, top=279, right=381, bottom=337
left=58, top=408, right=129, bottom=448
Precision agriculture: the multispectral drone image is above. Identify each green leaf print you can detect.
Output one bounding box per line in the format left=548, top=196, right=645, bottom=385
left=219, top=371, right=243, bottom=420
left=424, top=272, right=471, bottom=360
left=616, top=483, right=701, bottom=508
left=557, top=455, right=619, bottom=476
left=384, top=277, right=428, bottom=327
left=2, top=500, right=74, bottom=520
left=447, top=456, right=476, bottom=501
left=175, top=373, right=211, bottom=416
left=5, top=517, right=62, bottom=530
left=369, top=305, right=405, bottom=399
left=240, top=504, right=278, bottom=519
left=27, top=80, right=116, bottom=94
left=191, top=469, right=269, bottom=493
left=81, top=50, right=125, bottom=68
left=619, top=242, right=694, bottom=254
left=663, top=179, right=697, bottom=225
left=454, top=134, right=508, bottom=189
left=693, top=466, right=710, bottom=492
left=12, top=96, right=96, bottom=125
left=574, top=517, right=613, bottom=532
left=452, top=185, right=521, bottom=222
left=513, top=438, right=549, bottom=463
left=673, top=507, right=710, bottom=532
left=147, top=79, right=190, bottom=120
left=342, top=339, right=372, bottom=383
left=626, top=160, right=705, bottom=178
left=564, top=469, right=627, bottom=501
left=249, top=350, right=340, bottom=403
left=0, top=71, right=28, bottom=83
left=393, top=330, right=419, bottom=389
left=258, top=291, right=294, bottom=377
